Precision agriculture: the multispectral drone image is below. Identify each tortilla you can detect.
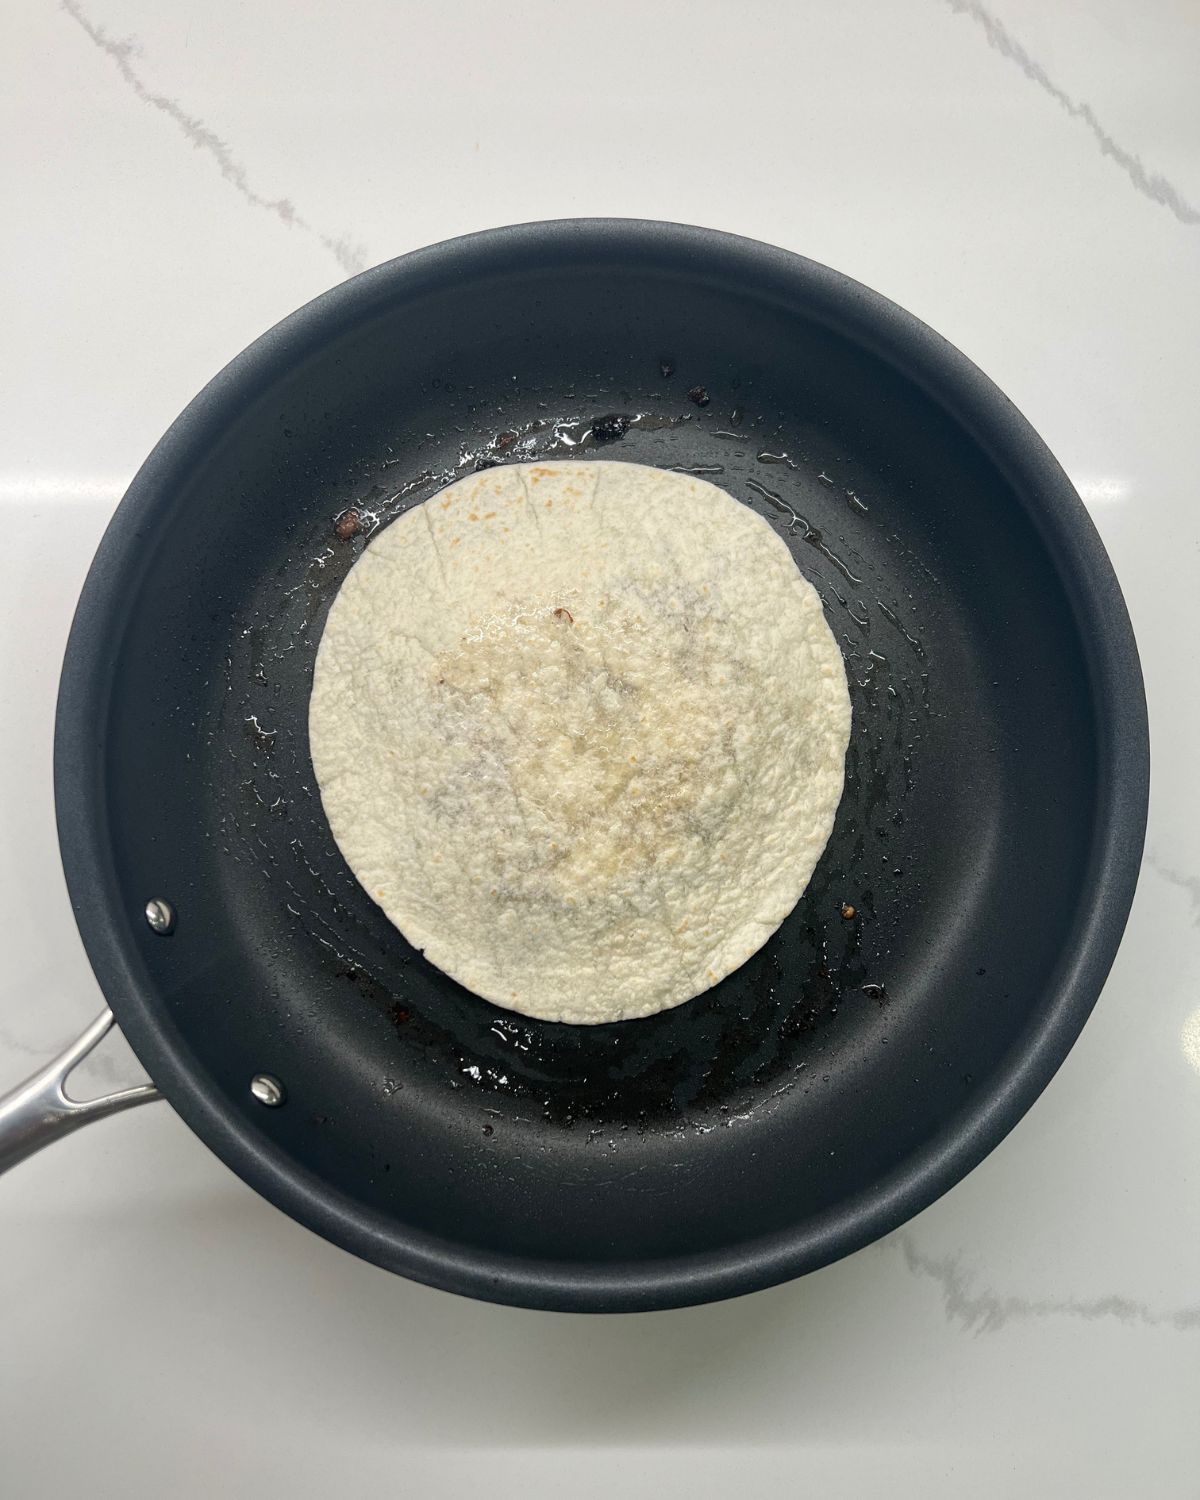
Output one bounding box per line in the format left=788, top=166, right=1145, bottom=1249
left=309, top=460, right=851, bottom=1023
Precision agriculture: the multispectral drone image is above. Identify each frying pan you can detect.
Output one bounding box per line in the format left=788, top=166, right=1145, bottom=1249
left=0, top=220, right=1148, bottom=1312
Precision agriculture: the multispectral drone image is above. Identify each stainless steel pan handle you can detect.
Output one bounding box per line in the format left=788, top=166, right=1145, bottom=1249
left=0, top=1009, right=159, bottom=1175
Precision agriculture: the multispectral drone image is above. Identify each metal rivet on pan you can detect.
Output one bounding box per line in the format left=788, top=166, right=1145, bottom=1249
left=144, top=897, right=175, bottom=935
left=250, top=1074, right=286, bottom=1107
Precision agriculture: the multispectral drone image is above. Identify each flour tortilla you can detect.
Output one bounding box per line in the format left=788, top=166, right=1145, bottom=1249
left=309, top=460, right=851, bottom=1024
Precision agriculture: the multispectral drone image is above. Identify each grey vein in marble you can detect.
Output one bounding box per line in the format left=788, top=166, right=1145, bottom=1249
left=60, top=0, right=367, bottom=274
left=0, top=1020, right=128, bottom=1088
left=945, top=0, right=1200, bottom=227
left=1145, top=851, right=1200, bottom=924
left=895, top=1233, right=1200, bottom=1333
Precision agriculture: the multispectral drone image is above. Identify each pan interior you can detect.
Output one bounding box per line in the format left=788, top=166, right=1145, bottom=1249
left=87, top=243, right=1101, bottom=1282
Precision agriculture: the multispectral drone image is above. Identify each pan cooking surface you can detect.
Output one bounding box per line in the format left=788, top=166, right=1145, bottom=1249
left=57, top=223, right=1146, bottom=1308
left=229, top=412, right=914, bottom=1120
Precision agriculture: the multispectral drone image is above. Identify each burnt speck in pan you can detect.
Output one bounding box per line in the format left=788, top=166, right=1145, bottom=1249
left=243, top=715, right=276, bottom=755
left=475, top=430, right=520, bottom=469
left=658, top=356, right=676, bottom=378
left=861, top=982, right=887, bottom=1002
left=687, top=385, right=710, bottom=407
left=841, top=903, right=856, bottom=920
left=334, top=508, right=362, bottom=541
left=389, top=1003, right=411, bottom=1030
left=590, top=414, right=631, bottom=444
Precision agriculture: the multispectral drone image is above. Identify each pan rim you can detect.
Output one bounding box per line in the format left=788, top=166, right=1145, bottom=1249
left=53, top=218, right=1150, bottom=1312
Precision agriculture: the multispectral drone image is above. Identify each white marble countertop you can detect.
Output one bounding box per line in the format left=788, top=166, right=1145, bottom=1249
left=2, top=1, right=1198, bottom=1493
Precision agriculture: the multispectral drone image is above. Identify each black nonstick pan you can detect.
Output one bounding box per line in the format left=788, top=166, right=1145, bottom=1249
left=0, top=220, right=1148, bottom=1312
